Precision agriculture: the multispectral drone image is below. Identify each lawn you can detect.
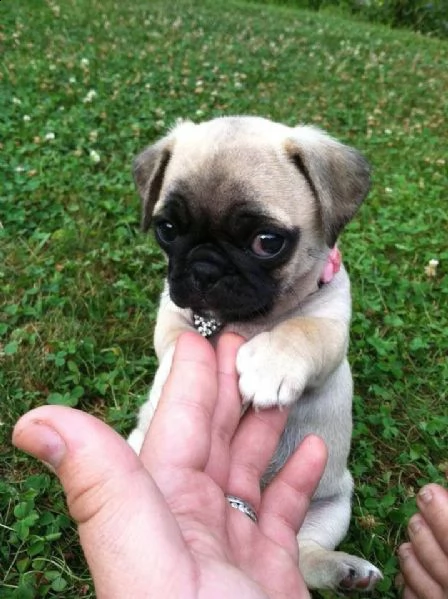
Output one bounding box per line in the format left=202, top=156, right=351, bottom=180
left=1, top=0, right=447, bottom=597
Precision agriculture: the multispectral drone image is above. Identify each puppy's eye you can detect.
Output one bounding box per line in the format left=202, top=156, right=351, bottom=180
left=250, top=232, right=286, bottom=258
left=155, top=220, right=178, bottom=244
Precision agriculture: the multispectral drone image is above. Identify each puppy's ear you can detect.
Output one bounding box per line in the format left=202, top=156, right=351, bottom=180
left=285, top=127, right=371, bottom=247
left=133, top=135, right=174, bottom=232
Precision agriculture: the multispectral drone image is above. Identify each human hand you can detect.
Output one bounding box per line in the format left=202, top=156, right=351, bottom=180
left=13, top=332, right=327, bottom=599
left=399, top=484, right=448, bottom=599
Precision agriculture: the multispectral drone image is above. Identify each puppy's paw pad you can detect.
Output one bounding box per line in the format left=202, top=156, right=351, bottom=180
left=337, top=561, right=382, bottom=592
left=301, top=550, right=382, bottom=593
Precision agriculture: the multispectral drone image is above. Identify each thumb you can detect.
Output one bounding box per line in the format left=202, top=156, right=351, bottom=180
left=12, top=406, right=189, bottom=598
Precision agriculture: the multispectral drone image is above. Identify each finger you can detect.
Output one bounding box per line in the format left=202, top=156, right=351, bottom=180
left=205, top=334, right=246, bottom=488
left=402, top=585, right=421, bottom=599
left=259, top=435, right=327, bottom=553
left=416, top=484, right=448, bottom=555
left=398, top=542, right=446, bottom=599
left=142, top=332, right=218, bottom=475
left=12, top=406, right=189, bottom=598
left=226, top=404, right=289, bottom=510
left=395, top=572, right=404, bottom=590
left=407, top=513, right=448, bottom=589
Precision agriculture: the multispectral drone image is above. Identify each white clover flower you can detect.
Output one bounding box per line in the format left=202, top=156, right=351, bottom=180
left=83, top=89, right=97, bottom=103
left=15, top=165, right=26, bottom=173
left=89, top=130, right=98, bottom=142
left=385, top=187, right=393, bottom=194
left=12, top=97, right=22, bottom=105
left=69, top=76, right=76, bottom=84
left=23, top=115, right=31, bottom=122
left=89, top=149, right=101, bottom=163
left=81, top=57, right=89, bottom=67
left=45, top=132, right=55, bottom=141
left=424, top=259, right=439, bottom=278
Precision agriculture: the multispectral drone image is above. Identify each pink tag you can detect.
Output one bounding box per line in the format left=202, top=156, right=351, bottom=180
left=320, top=246, right=341, bottom=284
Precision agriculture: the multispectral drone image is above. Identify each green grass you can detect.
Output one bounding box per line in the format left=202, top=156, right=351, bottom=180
left=1, top=0, right=447, bottom=596
left=252, top=0, right=448, bottom=39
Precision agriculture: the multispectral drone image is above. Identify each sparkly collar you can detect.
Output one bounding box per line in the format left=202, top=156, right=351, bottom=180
left=193, top=313, right=224, bottom=338
left=192, top=246, right=341, bottom=339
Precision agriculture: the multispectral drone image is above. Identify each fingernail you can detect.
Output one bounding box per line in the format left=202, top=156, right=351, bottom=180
left=13, top=420, right=66, bottom=468
left=398, top=545, right=411, bottom=561
left=409, top=515, right=422, bottom=534
left=418, top=486, right=433, bottom=504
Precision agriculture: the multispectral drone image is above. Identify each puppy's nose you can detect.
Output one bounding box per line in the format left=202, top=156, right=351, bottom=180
left=191, top=261, right=223, bottom=289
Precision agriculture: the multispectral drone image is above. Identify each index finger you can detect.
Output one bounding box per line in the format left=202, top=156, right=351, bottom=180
left=142, top=332, right=218, bottom=475
left=204, top=333, right=246, bottom=488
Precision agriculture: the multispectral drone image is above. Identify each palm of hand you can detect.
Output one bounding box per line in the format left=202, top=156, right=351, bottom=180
left=140, top=334, right=324, bottom=599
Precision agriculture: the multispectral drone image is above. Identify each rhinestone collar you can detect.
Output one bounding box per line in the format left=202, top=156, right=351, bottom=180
left=193, top=313, right=223, bottom=338
left=192, top=247, right=341, bottom=339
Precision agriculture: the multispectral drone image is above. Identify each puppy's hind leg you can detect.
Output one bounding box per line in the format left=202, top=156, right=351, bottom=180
left=298, top=487, right=382, bottom=592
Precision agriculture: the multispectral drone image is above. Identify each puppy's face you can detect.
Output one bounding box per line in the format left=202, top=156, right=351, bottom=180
left=134, top=117, right=370, bottom=322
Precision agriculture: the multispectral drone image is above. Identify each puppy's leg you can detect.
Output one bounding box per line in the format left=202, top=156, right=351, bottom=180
left=237, top=316, right=348, bottom=409
left=298, top=490, right=382, bottom=591
left=127, top=346, right=175, bottom=454
left=128, top=287, right=194, bottom=454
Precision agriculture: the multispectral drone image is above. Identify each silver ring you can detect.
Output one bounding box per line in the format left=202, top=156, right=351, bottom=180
left=225, top=494, right=258, bottom=523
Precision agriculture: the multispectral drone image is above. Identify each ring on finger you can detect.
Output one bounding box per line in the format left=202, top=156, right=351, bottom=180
left=225, top=494, right=258, bottom=523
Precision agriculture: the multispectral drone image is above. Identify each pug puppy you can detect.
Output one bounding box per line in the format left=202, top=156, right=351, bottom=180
left=127, top=116, right=382, bottom=592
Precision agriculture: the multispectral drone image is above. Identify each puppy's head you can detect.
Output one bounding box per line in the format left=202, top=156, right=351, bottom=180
left=133, top=116, right=370, bottom=322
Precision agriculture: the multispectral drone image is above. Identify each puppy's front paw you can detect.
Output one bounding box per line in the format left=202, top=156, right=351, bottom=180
left=236, top=332, right=309, bottom=409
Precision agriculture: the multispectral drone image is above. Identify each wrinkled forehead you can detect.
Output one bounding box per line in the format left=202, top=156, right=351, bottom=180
left=157, top=139, right=299, bottom=225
